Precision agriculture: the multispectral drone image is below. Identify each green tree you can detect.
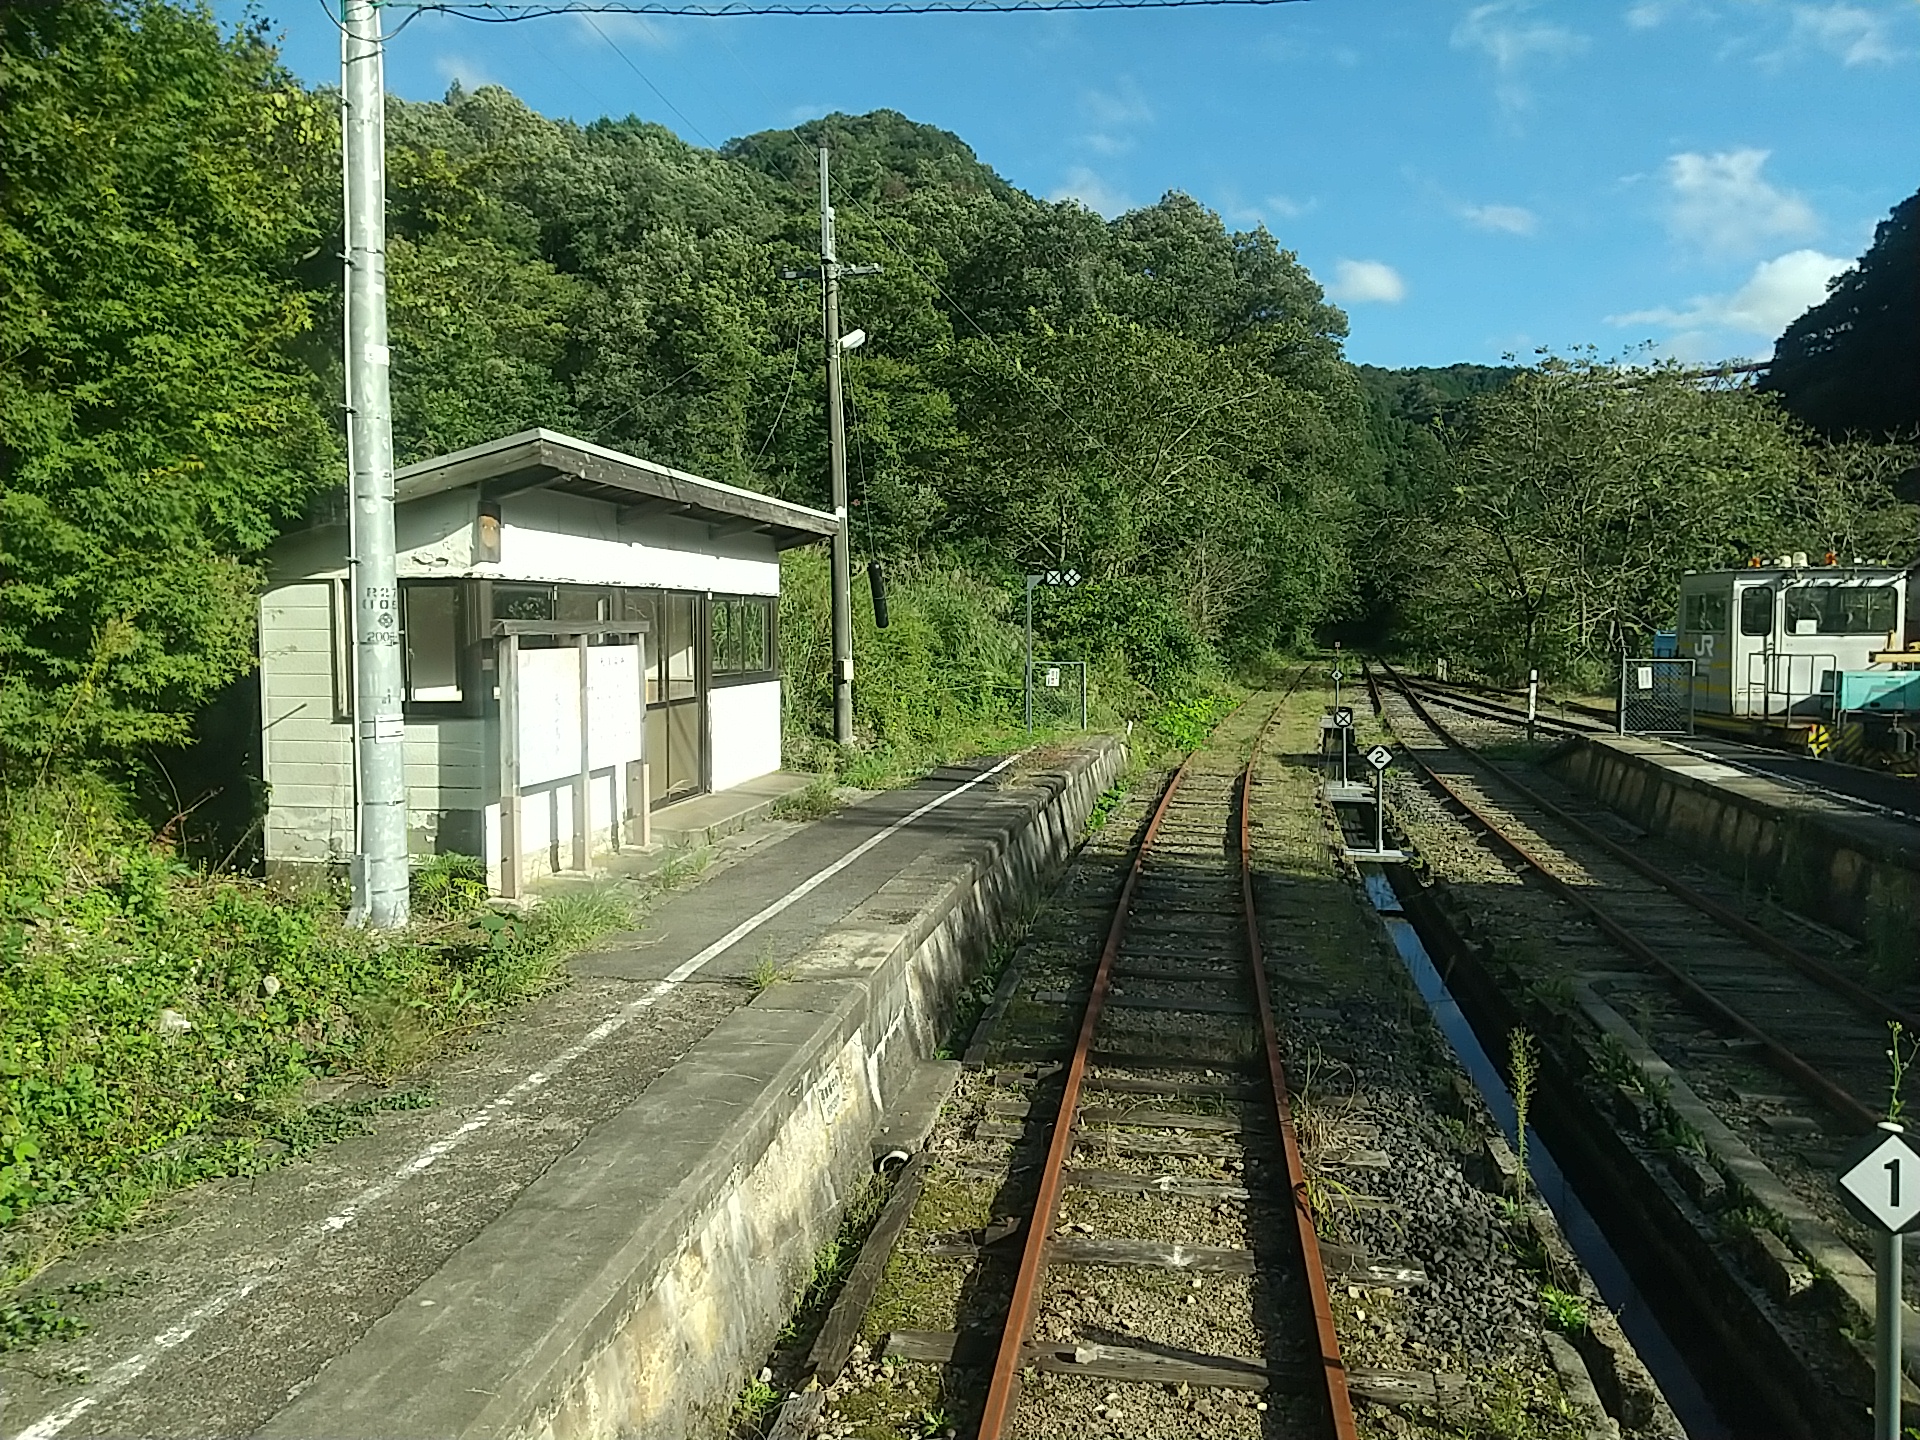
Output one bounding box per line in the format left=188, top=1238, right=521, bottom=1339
left=1397, top=356, right=1916, bottom=684
left=1763, top=189, right=1919, bottom=443
left=0, top=0, right=337, bottom=761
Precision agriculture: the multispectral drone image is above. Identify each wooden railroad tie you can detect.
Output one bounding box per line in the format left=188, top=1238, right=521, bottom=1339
left=880, top=1330, right=1463, bottom=1412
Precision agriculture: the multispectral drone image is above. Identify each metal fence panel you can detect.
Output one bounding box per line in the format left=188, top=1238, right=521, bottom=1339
left=1618, top=656, right=1696, bottom=735
left=1028, top=659, right=1089, bottom=730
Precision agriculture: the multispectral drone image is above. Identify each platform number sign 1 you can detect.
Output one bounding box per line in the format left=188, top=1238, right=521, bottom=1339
left=1840, top=1126, right=1920, bottom=1234
left=1366, top=745, right=1393, bottom=772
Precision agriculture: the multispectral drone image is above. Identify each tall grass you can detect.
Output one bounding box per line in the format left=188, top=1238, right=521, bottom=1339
left=0, top=774, right=629, bottom=1287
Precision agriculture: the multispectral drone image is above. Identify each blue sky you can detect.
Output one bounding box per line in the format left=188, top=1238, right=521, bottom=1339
left=231, top=0, right=1920, bottom=368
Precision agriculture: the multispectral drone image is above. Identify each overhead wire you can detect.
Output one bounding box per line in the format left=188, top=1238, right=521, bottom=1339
left=753, top=313, right=810, bottom=461
left=396, top=0, right=1305, bottom=16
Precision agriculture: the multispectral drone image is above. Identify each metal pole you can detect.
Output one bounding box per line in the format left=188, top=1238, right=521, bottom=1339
left=1024, top=579, right=1034, bottom=734
left=1877, top=1226, right=1903, bottom=1440
left=820, top=145, right=854, bottom=747
left=1374, top=765, right=1385, bottom=854
left=1616, top=647, right=1628, bottom=737
left=342, top=0, right=408, bottom=928
left=1527, top=668, right=1539, bottom=745
left=1079, top=663, right=1086, bottom=731
left=1339, top=722, right=1348, bottom=786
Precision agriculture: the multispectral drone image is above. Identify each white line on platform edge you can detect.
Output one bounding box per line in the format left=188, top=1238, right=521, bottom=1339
left=9, top=753, right=1022, bottom=1440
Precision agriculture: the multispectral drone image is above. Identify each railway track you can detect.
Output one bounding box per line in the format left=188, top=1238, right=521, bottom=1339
left=785, top=684, right=1686, bottom=1439
left=1400, top=667, right=1920, bottom=827
left=1367, top=656, right=1904, bottom=1136
left=965, top=693, right=1360, bottom=1440
left=1367, top=658, right=1912, bottom=1137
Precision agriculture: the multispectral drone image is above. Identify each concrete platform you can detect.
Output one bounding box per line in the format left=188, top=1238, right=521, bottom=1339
left=651, top=771, right=817, bottom=850
left=1553, top=734, right=1920, bottom=948
left=2, top=740, right=1126, bottom=1440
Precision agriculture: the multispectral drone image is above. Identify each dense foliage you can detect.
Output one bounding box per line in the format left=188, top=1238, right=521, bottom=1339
left=0, top=1, right=338, bottom=759
left=1363, top=358, right=1916, bottom=686
left=1763, top=187, right=1920, bottom=445
left=7, top=2, right=1914, bottom=758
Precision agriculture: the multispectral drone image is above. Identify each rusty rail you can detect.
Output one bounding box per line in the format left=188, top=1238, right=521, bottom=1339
left=1367, top=661, right=1879, bottom=1132
left=1383, top=661, right=1920, bottom=1037
left=971, top=724, right=1206, bottom=1439
left=1240, top=701, right=1361, bottom=1440
left=976, top=675, right=1355, bottom=1440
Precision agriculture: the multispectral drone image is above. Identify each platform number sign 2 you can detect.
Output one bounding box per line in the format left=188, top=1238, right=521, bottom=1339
left=1840, top=1128, right=1920, bottom=1233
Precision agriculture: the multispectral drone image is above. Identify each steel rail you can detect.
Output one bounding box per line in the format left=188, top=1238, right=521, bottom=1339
left=1241, top=700, right=1360, bottom=1439
left=974, top=677, right=1325, bottom=1440
left=1410, top=668, right=1920, bottom=828
left=1380, top=660, right=1920, bottom=1037
left=1365, top=663, right=1879, bottom=1132
left=972, top=718, right=1217, bottom=1438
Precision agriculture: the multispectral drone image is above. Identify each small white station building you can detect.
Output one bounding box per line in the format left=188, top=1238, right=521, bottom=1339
left=256, top=429, right=836, bottom=893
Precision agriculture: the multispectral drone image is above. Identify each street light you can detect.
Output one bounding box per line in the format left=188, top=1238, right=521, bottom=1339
left=1025, top=568, right=1080, bottom=733
left=838, top=328, right=867, bottom=351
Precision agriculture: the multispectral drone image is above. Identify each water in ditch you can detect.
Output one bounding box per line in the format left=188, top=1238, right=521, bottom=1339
left=1358, top=868, right=1733, bottom=1439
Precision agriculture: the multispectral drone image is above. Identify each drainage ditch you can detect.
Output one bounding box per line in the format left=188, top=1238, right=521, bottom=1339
left=1350, top=865, right=1736, bottom=1438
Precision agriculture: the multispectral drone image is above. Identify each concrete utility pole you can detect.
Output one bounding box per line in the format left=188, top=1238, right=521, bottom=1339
left=342, top=0, right=408, bottom=927
left=819, top=144, right=855, bottom=746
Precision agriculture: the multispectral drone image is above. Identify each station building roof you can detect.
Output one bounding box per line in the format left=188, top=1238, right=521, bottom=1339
left=392, top=428, right=838, bottom=551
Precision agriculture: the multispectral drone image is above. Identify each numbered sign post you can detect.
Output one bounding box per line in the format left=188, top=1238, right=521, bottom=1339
left=1839, top=1120, right=1920, bottom=1440
left=1365, top=744, right=1393, bottom=855
left=1330, top=666, right=1345, bottom=714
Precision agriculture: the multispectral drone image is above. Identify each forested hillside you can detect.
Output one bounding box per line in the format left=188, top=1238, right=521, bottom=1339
left=5, top=0, right=1917, bottom=773
left=1762, top=187, right=1919, bottom=447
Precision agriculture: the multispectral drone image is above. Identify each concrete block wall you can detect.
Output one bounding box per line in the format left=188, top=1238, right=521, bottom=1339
left=1552, top=736, right=1920, bottom=949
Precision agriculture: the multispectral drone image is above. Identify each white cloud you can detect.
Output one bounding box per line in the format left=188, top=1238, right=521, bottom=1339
left=1082, top=80, right=1154, bottom=129
left=434, top=53, right=497, bottom=90
left=1082, top=133, right=1134, bottom=158
left=1452, top=1, right=1589, bottom=110
left=1625, top=1, right=1675, bottom=29
left=1265, top=193, right=1316, bottom=220
left=1327, top=259, right=1407, bottom=305
left=1608, top=248, right=1849, bottom=338
left=1664, top=148, right=1819, bottom=258
left=1462, top=202, right=1538, bottom=235
left=1791, top=4, right=1903, bottom=65
left=1052, top=167, right=1133, bottom=218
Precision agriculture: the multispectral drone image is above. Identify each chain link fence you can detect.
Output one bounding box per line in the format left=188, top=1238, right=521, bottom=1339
left=1618, top=657, right=1696, bottom=735
left=1027, top=659, right=1089, bottom=730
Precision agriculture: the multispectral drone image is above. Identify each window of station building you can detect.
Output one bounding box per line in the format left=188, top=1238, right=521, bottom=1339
left=1739, top=586, right=1774, bottom=636
left=1784, top=584, right=1898, bottom=636
left=1682, top=591, right=1729, bottom=633
left=400, top=581, right=465, bottom=708
left=711, top=595, right=776, bottom=681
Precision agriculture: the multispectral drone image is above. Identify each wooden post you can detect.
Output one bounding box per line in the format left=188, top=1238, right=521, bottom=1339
left=574, top=634, right=590, bottom=874
left=498, top=633, right=521, bottom=899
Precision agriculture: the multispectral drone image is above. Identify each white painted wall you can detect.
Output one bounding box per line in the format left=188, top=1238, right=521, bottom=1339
left=488, top=490, right=779, bottom=595
left=709, top=681, right=782, bottom=792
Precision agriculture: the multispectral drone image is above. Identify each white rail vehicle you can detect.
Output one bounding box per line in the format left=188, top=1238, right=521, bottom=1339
left=1678, top=562, right=1910, bottom=719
